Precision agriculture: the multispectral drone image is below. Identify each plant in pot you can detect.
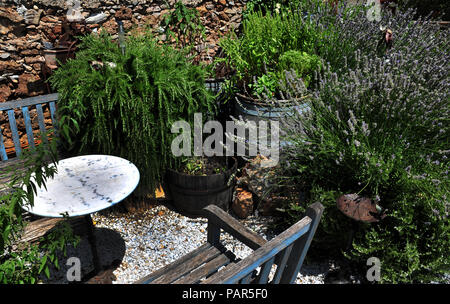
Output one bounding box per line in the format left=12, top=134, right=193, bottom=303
left=216, top=4, right=326, bottom=138
left=50, top=30, right=216, bottom=202
left=165, top=156, right=237, bottom=218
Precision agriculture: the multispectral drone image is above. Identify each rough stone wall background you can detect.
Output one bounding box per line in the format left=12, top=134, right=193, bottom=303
left=0, top=0, right=246, bottom=103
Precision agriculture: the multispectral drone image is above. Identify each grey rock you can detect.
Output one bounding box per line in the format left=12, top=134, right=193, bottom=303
left=85, top=12, right=108, bottom=24
left=16, top=5, right=27, bottom=17
left=0, top=52, right=11, bottom=59
left=24, top=9, right=43, bottom=25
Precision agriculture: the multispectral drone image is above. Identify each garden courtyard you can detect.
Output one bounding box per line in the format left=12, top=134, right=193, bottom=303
left=0, top=0, right=448, bottom=284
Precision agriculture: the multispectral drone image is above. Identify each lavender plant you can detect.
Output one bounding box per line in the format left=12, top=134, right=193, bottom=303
left=307, top=3, right=448, bottom=77
left=270, top=15, right=449, bottom=282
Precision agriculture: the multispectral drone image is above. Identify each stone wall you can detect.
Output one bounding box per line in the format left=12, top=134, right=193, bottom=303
left=0, top=0, right=246, bottom=102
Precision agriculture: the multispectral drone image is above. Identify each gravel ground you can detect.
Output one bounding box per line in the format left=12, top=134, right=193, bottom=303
left=43, top=203, right=332, bottom=284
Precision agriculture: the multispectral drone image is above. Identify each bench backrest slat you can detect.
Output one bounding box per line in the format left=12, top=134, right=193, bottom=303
left=35, top=103, right=49, bottom=145
left=257, top=256, right=275, bottom=284
left=49, top=101, right=58, bottom=132
left=278, top=203, right=324, bottom=284
left=22, top=106, right=35, bottom=150
left=271, top=243, right=294, bottom=284
left=0, top=93, right=59, bottom=161
left=7, top=110, right=21, bottom=157
left=0, top=131, right=7, bottom=161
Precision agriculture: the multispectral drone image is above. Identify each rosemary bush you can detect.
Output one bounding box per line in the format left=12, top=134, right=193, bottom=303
left=271, top=10, right=449, bottom=282
left=50, top=32, right=215, bottom=193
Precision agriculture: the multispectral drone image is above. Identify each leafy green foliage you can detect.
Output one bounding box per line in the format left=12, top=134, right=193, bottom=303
left=218, top=2, right=330, bottom=97
left=248, top=72, right=279, bottom=97
left=0, top=135, right=79, bottom=284
left=161, top=1, right=206, bottom=52
left=278, top=50, right=322, bottom=87
left=50, top=31, right=216, bottom=193
left=180, top=157, right=227, bottom=176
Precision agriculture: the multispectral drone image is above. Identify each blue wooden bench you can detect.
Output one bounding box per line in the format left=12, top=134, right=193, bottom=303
left=135, top=202, right=324, bottom=284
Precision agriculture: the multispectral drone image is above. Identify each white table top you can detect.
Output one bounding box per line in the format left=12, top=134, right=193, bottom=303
left=23, top=155, right=140, bottom=218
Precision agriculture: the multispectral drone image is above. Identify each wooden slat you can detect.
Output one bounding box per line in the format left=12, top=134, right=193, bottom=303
left=35, top=104, right=48, bottom=144
left=0, top=93, right=59, bottom=111
left=271, top=243, right=294, bottom=284
left=203, top=205, right=267, bottom=250
left=257, top=256, right=275, bottom=284
left=0, top=127, right=7, bottom=161
left=7, top=109, right=21, bottom=157
left=173, top=253, right=231, bottom=284
left=207, top=220, right=221, bottom=247
left=22, top=106, right=35, bottom=150
left=49, top=101, right=58, bottom=134
left=279, top=202, right=324, bottom=284
left=17, top=216, right=88, bottom=245
left=134, top=243, right=212, bottom=284
left=239, top=272, right=253, bottom=284
left=151, top=245, right=223, bottom=284
left=201, top=216, right=312, bottom=284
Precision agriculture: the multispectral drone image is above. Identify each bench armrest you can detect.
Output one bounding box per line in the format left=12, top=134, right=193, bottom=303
left=203, top=205, right=267, bottom=250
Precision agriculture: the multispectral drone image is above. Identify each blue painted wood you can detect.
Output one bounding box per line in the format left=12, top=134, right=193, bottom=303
left=0, top=93, right=60, bottom=162
left=279, top=204, right=324, bottom=284
left=0, top=93, right=59, bottom=111
left=220, top=224, right=311, bottom=284
left=239, top=272, right=252, bottom=284
left=272, top=243, right=294, bottom=284
left=7, top=110, right=21, bottom=157
left=257, top=257, right=275, bottom=284
left=35, top=104, right=48, bottom=144
left=49, top=101, right=58, bottom=132
left=0, top=129, right=8, bottom=161
left=22, top=106, right=35, bottom=150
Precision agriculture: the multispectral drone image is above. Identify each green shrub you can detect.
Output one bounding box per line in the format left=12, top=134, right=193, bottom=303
left=0, top=138, right=79, bottom=284
left=50, top=31, right=216, bottom=193
left=161, top=1, right=206, bottom=54
left=278, top=50, right=322, bottom=88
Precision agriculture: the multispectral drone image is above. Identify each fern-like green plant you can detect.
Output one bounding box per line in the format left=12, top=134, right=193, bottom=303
left=50, top=31, right=216, bottom=194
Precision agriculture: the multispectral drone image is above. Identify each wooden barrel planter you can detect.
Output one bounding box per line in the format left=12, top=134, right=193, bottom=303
left=234, top=93, right=310, bottom=148
left=165, top=157, right=237, bottom=218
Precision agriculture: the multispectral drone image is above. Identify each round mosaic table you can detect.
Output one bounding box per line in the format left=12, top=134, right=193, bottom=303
left=23, top=154, right=140, bottom=278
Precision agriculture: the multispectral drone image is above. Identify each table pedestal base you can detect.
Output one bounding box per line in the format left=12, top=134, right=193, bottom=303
left=82, top=214, right=102, bottom=281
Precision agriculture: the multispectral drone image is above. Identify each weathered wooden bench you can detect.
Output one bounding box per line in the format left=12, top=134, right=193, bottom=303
left=135, top=202, right=324, bottom=284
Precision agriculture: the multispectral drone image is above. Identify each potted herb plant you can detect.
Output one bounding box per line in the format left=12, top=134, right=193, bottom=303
left=217, top=5, right=323, bottom=127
